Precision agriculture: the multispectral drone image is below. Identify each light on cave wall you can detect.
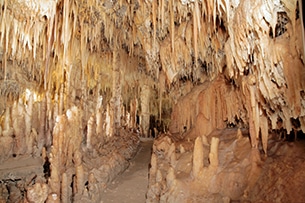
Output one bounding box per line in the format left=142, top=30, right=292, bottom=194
left=24, top=88, right=39, bottom=103
left=15, top=0, right=57, bottom=19
left=97, top=96, right=103, bottom=110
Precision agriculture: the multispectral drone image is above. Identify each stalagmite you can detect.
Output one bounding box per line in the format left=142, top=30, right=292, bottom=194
left=61, top=173, right=69, bottom=203
left=48, top=150, right=60, bottom=203
left=12, top=99, right=26, bottom=155
left=105, top=104, right=112, bottom=137
left=74, top=150, right=84, bottom=197
left=26, top=182, right=48, bottom=203
left=192, top=136, right=204, bottom=178
left=3, top=107, right=10, bottom=132
left=209, top=137, right=219, bottom=168
left=29, top=128, right=38, bottom=156
left=96, top=109, right=103, bottom=136
left=87, top=115, right=95, bottom=149
left=87, top=173, right=100, bottom=202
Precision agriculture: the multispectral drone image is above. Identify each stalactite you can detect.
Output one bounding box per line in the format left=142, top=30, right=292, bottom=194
left=3, top=12, right=10, bottom=80
left=62, top=0, right=71, bottom=74
left=2, top=37, right=7, bottom=80
left=169, top=0, right=175, bottom=53
left=213, top=0, right=217, bottom=28
left=46, top=92, right=53, bottom=148
left=152, top=0, right=157, bottom=49
left=243, top=75, right=260, bottom=149
left=59, top=84, right=64, bottom=116
left=193, top=3, right=198, bottom=67
left=194, top=0, right=201, bottom=32
left=80, top=21, right=89, bottom=117
left=11, top=19, right=18, bottom=57
left=260, top=114, right=268, bottom=155
left=45, top=10, right=55, bottom=90
left=300, top=0, right=305, bottom=59
left=158, top=0, right=161, bottom=31
left=53, top=92, right=59, bottom=127
left=0, top=0, right=7, bottom=45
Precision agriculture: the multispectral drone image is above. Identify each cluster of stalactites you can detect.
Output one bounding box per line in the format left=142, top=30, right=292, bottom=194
left=0, top=0, right=304, bottom=141
left=225, top=0, right=305, bottom=133
left=0, top=0, right=227, bottom=90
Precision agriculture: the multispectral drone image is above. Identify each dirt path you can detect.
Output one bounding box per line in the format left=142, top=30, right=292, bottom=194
left=101, top=139, right=153, bottom=203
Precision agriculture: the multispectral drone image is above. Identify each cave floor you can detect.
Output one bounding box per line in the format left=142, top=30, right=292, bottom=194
left=0, top=155, right=43, bottom=181
left=100, top=139, right=153, bottom=203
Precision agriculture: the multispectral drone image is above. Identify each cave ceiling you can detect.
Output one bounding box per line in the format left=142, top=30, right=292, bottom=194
left=0, top=0, right=305, bottom=132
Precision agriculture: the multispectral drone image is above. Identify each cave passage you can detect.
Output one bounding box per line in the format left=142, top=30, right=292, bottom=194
left=100, top=139, right=153, bottom=203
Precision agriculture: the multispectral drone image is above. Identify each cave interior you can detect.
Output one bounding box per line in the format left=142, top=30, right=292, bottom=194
left=0, top=0, right=305, bottom=202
